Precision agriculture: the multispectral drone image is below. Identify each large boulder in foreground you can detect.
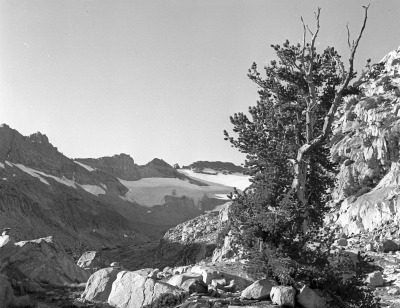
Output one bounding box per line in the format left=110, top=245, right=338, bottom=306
left=270, top=286, right=296, bottom=308
left=108, top=271, right=186, bottom=308
left=297, top=285, right=327, bottom=308
left=3, top=236, right=90, bottom=285
left=240, top=278, right=277, bottom=300
left=81, top=267, right=122, bottom=302
left=0, top=274, right=32, bottom=308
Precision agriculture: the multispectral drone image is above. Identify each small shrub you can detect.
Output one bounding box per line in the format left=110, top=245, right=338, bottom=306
left=375, top=95, right=385, bottom=105
left=364, top=98, right=378, bottom=110
left=343, top=169, right=362, bottom=198
left=367, top=155, right=379, bottom=169
left=346, top=112, right=357, bottom=121
left=345, top=95, right=359, bottom=110
left=363, top=137, right=373, bottom=148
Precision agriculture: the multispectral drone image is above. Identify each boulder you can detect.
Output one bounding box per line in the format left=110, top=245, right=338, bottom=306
left=81, top=267, right=122, bottom=302
left=132, top=268, right=153, bottom=277
left=148, top=269, right=160, bottom=279
left=297, top=285, right=326, bottom=308
left=6, top=236, right=90, bottom=285
left=366, top=271, right=384, bottom=286
left=211, top=278, right=227, bottom=288
left=180, top=278, right=208, bottom=294
left=167, top=273, right=203, bottom=287
left=365, top=243, right=374, bottom=251
left=270, top=286, right=296, bottom=308
left=110, top=262, right=121, bottom=268
left=108, top=271, right=186, bottom=308
left=0, top=274, right=32, bottom=308
left=190, top=266, right=220, bottom=284
left=240, top=278, right=278, bottom=300
left=77, top=251, right=106, bottom=272
left=180, top=303, right=211, bottom=308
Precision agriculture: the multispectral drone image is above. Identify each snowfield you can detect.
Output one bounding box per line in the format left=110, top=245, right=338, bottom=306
left=119, top=177, right=235, bottom=207
left=12, top=163, right=105, bottom=196
left=177, top=169, right=251, bottom=191
left=79, top=184, right=106, bottom=196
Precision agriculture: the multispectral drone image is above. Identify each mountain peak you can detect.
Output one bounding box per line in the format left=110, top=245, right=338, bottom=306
left=29, top=132, right=50, bottom=144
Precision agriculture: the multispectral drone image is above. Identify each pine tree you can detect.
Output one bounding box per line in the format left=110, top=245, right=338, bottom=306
left=224, top=6, right=379, bottom=307
left=226, top=6, right=369, bottom=233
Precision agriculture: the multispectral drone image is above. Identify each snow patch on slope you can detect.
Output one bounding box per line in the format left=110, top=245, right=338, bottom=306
left=119, top=177, right=234, bottom=207
left=13, top=163, right=105, bottom=196
left=178, top=169, right=251, bottom=191
left=14, top=164, right=51, bottom=185
left=79, top=184, right=106, bottom=196
left=75, top=161, right=96, bottom=172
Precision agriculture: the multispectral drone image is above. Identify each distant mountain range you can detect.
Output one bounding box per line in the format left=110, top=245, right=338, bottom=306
left=0, top=124, right=249, bottom=252
left=182, top=161, right=246, bottom=174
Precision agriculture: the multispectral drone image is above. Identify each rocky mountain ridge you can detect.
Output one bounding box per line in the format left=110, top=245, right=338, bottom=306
left=0, top=124, right=238, bottom=252
left=182, top=161, right=246, bottom=174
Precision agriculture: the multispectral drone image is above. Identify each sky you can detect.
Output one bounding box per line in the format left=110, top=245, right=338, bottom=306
left=0, top=0, right=399, bottom=166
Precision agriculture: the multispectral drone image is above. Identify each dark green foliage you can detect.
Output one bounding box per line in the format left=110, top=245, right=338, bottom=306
left=346, top=111, right=357, bottom=121
left=363, top=136, right=373, bottom=147
left=387, top=133, right=400, bottom=161
left=345, top=96, right=359, bottom=110
left=343, top=168, right=362, bottom=198
left=364, top=97, right=378, bottom=110
left=367, top=154, right=380, bottom=170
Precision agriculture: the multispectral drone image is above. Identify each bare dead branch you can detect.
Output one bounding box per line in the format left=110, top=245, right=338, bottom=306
left=306, top=25, right=314, bottom=36
left=346, top=23, right=351, bottom=49
left=298, top=5, right=369, bottom=159
left=300, top=16, right=307, bottom=73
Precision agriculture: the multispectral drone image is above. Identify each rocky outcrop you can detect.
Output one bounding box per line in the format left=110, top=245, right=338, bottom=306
left=76, top=154, right=142, bottom=181
left=76, top=155, right=185, bottom=181
left=330, top=46, right=400, bottom=234
left=182, top=161, right=246, bottom=174
left=1, top=236, right=90, bottom=285
left=108, top=271, right=186, bottom=308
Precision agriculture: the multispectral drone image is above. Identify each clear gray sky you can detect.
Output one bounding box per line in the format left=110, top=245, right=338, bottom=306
left=1, top=0, right=399, bottom=165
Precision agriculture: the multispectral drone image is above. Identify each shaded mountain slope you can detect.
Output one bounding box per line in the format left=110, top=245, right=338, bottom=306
left=0, top=124, right=239, bottom=253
